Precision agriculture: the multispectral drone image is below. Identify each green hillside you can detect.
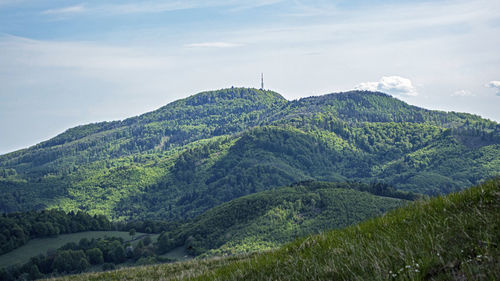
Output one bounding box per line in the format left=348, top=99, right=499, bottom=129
left=0, top=88, right=286, bottom=175
left=49, top=178, right=500, bottom=281
left=0, top=181, right=411, bottom=280
left=0, top=88, right=498, bottom=220
left=156, top=181, right=411, bottom=256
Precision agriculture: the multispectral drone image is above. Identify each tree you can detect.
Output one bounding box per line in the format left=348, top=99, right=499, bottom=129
left=28, top=264, right=43, bottom=280
left=86, top=248, right=104, bottom=265
left=52, top=251, right=73, bottom=273
left=79, top=238, right=91, bottom=249
left=110, top=241, right=126, bottom=264
left=77, top=257, right=90, bottom=272
left=102, top=263, right=115, bottom=271
left=129, top=228, right=136, bottom=236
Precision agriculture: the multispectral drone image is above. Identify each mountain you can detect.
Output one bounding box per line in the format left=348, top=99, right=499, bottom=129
left=0, top=88, right=286, bottom=174
left=0, top=88, right=498, bottom=220
left=156, top=181, right=413, bottom=256
left=46, top=178, right=500, bottom=281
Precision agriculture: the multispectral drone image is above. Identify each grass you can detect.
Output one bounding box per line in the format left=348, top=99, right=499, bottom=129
left=47, top=179, right=500, bottom=281
left=46, top=255, right=252, bottom=281
left=160, top=246, right=192, bottom=262
left=0, top=231, right=151, bottom=268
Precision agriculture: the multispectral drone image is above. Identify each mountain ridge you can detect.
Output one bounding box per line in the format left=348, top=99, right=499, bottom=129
left=0, top=88, right=286, bottom=171
left=3, top=88, right=496, bottom=160
left=0, top=88, right=498, bottom=220
left=2, top=88, right=496, bottom=156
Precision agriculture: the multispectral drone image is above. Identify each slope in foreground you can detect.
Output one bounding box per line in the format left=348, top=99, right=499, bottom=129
left=51, top=178, right=500, bottom=281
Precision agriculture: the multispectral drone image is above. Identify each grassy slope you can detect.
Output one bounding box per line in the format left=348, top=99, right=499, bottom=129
left=0, top=231, right=153, bottom=269
left=51, top=179, right=500, bottom=281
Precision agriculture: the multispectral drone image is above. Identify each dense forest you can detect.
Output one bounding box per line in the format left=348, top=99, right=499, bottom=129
left=0, top=88, right=498, bottom=220
left=156, top=181, right=414, bottom=256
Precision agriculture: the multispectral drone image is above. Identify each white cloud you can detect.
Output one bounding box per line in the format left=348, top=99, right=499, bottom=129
left=0, top=35, right=173, bottom=80
left=354, top=76, right=418, bottom=96
left=353, top=81, right=379, bottom=91
left=185, top=42, right=242, bottom=48
left=106, top=0, right=283, bottom=15
left=42, top=5, right=86, bottom=15
left=98, top=2, right=193, bottom=15
left=37, top=0, right=284, bottom=17
left=451, top=90, right=475, bottom=97
left=486, top=81, right=500, bottom=96
left=39, top=2, right=195, bottom=16
left=226, top=0, right=284, bottom=12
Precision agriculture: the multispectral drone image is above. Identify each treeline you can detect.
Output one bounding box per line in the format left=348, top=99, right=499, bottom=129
left=0, top=235, right=166, bottom=281
left=0, top=210, right=111, bottom=255
left=116, top=220, right=181, bottom=235
left=289, top=180, right=421, bottom=201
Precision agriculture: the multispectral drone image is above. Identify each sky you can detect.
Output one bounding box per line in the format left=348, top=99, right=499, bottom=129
left=1, top=0, right=499, bottom=155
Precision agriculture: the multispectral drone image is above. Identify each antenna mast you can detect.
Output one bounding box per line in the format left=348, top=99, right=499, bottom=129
left=261, top=73, right=264, bottom=90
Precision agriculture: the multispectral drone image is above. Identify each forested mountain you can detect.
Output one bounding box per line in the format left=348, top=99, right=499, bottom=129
left=0, top=88, right=498, bottom=220
left=0, top=88, right=286, bottom=175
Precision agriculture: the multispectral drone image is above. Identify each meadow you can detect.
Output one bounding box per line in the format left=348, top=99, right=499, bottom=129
left=0, top=231, right=153, bottom=269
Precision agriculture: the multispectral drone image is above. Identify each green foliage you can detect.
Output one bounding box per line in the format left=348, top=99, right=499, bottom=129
left=280, top=91, right=499, bottom=130
left=0, top=209, right=111, bottom=255
left=195, top=178, right=500, bottom=281
left=86, top=248, right=103, bottom=265
left=0, top=88, right=498, bottom=221
left=156, top=181, right=410, bottom=257
left=0, top=88, right=286, bottom=174
left=51, top=249, right=89, bottom=273
left=0, top=231, right=146, bottom=269
left=120, top=122, right=495, bottom=220
left=1, top=234, right=160, bottom=280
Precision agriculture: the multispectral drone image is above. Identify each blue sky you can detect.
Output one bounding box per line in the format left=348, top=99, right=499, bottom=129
left=1, top=0, right=500, bottom=154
